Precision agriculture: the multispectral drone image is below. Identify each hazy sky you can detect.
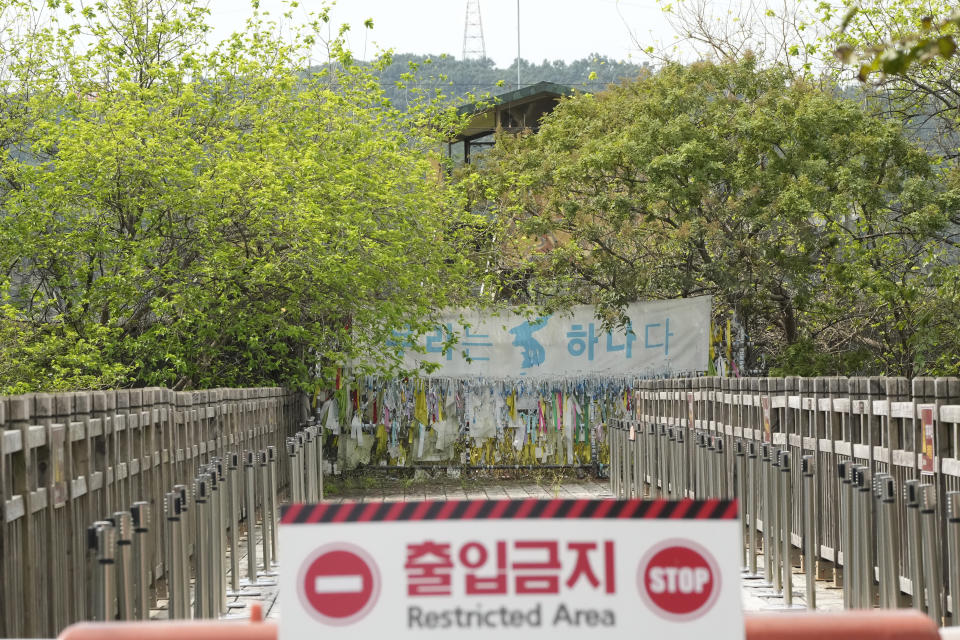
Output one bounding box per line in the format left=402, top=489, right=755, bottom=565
left=206, top=0, right=675, bottom=67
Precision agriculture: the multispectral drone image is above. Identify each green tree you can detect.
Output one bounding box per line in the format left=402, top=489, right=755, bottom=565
left=480, top=58, right=959, bottom=376
left=0, top=0, right=486, bottom=392
left=832, top=4, right=960, bottom=79
left=824, top=1, right=960, bottom=161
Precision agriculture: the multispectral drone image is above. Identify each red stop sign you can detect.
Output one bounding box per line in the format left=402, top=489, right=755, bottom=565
left=638, top=541, right=719, bottom=621
left=299, top=545, right=380, bottom=626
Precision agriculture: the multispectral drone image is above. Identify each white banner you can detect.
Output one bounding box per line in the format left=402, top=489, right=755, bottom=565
left=387, top=297, right=711, bottom=378
left=279, top=498, right=743, bottom=640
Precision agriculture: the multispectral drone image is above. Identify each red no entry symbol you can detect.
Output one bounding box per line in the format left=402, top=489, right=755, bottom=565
left=299, top=544, right=381, bottom=626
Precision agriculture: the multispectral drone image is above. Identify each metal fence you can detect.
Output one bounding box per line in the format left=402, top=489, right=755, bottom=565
left=608, top=376, right=960, bottom=624
left=0, top=387, right=306, bottom=638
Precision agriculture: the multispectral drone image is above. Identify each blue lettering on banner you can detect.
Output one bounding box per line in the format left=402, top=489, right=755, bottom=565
left=386, top=326, right=415, bottom=351
left=508, top=316, right=550, bottom=369
left=567, top=323, right=599, bottom=361
left=605, top=322, right=636, bottom=358
left=644, top=318, right=674, bottom=356
left=462, top=327, right=492, bottom=362
left=425, top=323, right=454, bottom=361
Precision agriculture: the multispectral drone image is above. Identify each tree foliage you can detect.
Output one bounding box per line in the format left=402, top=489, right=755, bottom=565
left=479, top=58, right=960, bottom=376
left=0, top=0, right=486, bottom=392
left=833, top=4, right=960, bottom=79
left=823, top=0, right=960, bottom=162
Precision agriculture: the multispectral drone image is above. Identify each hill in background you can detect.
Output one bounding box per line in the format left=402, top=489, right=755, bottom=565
left=372, top=53, right=652, bottom=109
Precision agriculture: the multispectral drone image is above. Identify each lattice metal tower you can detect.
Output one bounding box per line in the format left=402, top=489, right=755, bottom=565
left=462, top=0, right=486, bottom=60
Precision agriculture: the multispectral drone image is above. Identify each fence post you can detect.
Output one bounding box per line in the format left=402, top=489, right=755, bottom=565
left=89, top=520, right=116, bottom=622
left=780, top=449, right=793, bottom=605
left=244, top=450, right=258, bottom=587
left=947, top=491, right=960, bottom=625
left=921, top=483, right=943, bottom=624
left=112, top=510, right=134, bottom=620
left=130, top=501, right=150, bottom=620
left=904, top=479, right=926, bottom=612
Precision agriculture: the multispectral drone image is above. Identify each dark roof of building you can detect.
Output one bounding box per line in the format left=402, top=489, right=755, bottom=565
left=455, top=81, right=575, bottom=117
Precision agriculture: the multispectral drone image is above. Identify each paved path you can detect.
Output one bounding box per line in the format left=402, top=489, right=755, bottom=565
left=741, top=553, right=844, bottom=612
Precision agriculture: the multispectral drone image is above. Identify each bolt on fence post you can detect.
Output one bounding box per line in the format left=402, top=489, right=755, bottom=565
left=801, top=454, right=816, bottom=609
left=89, top=521, right=116, bottom=621
left=780, top=450, right=793, bottom=606
left=259, top=450, right=272, bottom=574
left=244, top=451, right=258, bottom=586
left=947, top=491, right=960, bottom=626
left=267, top=445, right=279, bottom=561
left=131, top=501, right=151, bottom=620
left=112, top=510, right=134, bottom=620
left=920, top=484, right=943, bottom=624
left=747, top=441, right=759, bottom=576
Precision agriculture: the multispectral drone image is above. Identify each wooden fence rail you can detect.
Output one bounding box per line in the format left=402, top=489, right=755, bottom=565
left=0, top=387, right=305, bottom=638
left=610, top=376, right=960, bottom=622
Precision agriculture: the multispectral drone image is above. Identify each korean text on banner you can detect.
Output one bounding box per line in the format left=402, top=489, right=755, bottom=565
left=383, top=296, right=711, bottom=378
left=279, top=498, right=744, bottom=640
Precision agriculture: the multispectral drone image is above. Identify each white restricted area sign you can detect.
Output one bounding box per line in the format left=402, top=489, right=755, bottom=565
left=279, top=498, right=744, bottom=639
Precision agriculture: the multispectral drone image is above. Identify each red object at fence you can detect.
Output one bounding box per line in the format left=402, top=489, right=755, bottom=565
left=745, top=610, right=939, bottom=640
left=58, top=609, right=939, bottom=640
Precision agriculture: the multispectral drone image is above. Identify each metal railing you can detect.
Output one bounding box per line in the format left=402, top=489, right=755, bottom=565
left=0, top=387, right=307, bottom=637
left=84, top=419, right=323, bottom=625
left=608, top=376, right=960, bottom=625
